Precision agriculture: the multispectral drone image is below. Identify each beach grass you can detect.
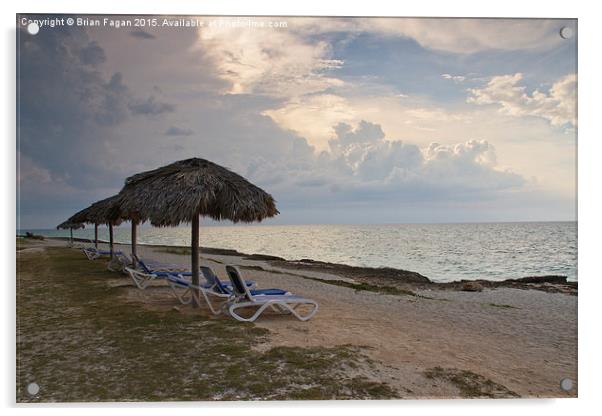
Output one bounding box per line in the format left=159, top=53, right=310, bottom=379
left=423, top=367, right=519, bottom=398
left=16, top=247, right=397, bottom=402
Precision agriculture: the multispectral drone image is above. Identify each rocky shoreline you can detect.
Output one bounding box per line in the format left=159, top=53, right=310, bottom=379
left=42, top=236, right=578, bottom=295
left=196, top=245, right=577, bottom=296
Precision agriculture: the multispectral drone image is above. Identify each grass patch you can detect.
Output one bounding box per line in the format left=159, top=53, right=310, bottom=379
left=17, top=238, right=39, bottom=251
left=17, top=247, right=397, bottom=402
left=424, top=367, right=519, bottom=398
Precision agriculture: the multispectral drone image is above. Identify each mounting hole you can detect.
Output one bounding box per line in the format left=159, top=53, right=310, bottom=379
left=560, top=378, right=573, bottom=391
left=26, top=382, right=40, bottom=396
left=27, top=22, right=39, bottom=36
left=560, top=27, right=573, bottom=40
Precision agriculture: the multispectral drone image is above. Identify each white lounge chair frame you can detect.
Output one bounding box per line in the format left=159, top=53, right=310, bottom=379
left=165, top=275, right=232, bottom=315
left=224, top=265, right=318, bottom=322
left=124, top=267, right=164, bottom=289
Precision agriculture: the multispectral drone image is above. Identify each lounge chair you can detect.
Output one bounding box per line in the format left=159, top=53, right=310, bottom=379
left=83, top=246, right=126, bottom=261
left=201, top=266, right=284, bottom=295
left=224, top=265, right=318, bottom=322
left=124, top=261, right=256, bottom=292
left=124, top=266, right=190, bottom=289
left=164, top=274, right=231, bottom=314
left=133, top=255, right=191, bottom=276
left=107, top=252, right=132, bottom=272
left=167, top=269, right=285, bottom=314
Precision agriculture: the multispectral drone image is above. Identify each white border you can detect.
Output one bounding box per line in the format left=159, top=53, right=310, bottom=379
left=3, top=1, right=601, bottom=415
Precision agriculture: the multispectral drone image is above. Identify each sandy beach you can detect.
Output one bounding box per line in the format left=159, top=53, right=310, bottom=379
left=17, top=237, right=577, bottom=400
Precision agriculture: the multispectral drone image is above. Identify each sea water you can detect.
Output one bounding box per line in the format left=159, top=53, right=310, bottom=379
left=24, top=222, right=577, bottom=283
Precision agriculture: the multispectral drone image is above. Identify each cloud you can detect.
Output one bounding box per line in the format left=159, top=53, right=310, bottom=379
left=78, top=40, right=106, bottom=65
left=129, top=96, right=175, bottom=116
left=263, top=94, right=356, bottom=151
left=16, top=18, right=574, bottom=227
left=323, top=121, right=524, bottom=195
left=129, top=30, right=156, bottom=40
left=441, top=73, right=466, bottom=83
left=165, top=126, right=194, bottom=136
left=196, top=21, right=344, bottom=98
left=241, top=119, right=526, bottom=207
left=18, top=153, right=53, bottom=185
left=332, top=120, right=385, bottom=146
left=359, top=18, right=572, bottom=54
left=467, top=73, right=576, bottom=127
left=93, top=72, right=130, bottom=125
left=285, top=17, right=574, bottom=54
left=17, top=26, right=133, bottom=190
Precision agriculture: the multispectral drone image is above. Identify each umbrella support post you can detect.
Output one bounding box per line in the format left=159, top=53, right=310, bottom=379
left=191, top=213, right=200, bottom=308
left=109, top=223, right=114, bottom=259
left=94, top=223, right=98, bottom=249
left=131, top=220, right=138, bottom=267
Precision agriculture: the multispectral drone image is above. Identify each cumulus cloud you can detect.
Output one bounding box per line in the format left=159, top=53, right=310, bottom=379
left=263, top=94, right=356, bottom=151
left=242, top=119, right=525, bottom=205
left=322, top=121, right=524, bottom=195
left=332, top=120, right=385, bottom=145
left=165, top=126, right=194, bottom=136
left=467, top=73, right=576, bottom=127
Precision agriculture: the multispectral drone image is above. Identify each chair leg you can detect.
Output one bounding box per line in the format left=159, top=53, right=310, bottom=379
left=169, top=283, right=192, bottom=305
left=228, top=302, right=272, bottom=322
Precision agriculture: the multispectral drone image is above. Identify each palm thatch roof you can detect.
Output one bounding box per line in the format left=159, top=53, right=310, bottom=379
left=67, top=195, right=125, bottom=226
left=116, top=158, right=279, bottom=226
left=57, top=220, right=84, bottom=230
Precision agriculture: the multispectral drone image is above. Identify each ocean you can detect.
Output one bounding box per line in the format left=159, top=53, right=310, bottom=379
left=23, top=221, right=577, bottom=283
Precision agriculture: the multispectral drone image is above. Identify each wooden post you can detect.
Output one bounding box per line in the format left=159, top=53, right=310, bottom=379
left=94, top=223, right=98, bottom=249
left=69, top=228, right=73, bottom=245
left=131, top=220, right=138, bottom=267
left=109, top=223, right=114, bottom=259
left=191, top=213, right=200, bottom=308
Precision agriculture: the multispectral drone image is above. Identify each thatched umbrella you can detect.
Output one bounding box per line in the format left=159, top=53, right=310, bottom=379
left=67, top=195, right=123, bottom=258
left=116, top=158, right=279, bottom=307
left=56, top=221, right=84, bottom=245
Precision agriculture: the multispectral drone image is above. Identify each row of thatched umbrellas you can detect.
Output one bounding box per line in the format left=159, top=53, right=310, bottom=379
left=57, top=158, right=279, bottom=307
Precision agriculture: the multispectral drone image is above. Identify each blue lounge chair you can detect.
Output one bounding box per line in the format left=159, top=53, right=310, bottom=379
left=134, top=255, right=193, bottom=277
left=164, top=274, right=232, bottom=314
left=200, top=266, right=284, bottom=296
left=83, top=246, right=127, bottom=261
left=124, top=259, right=254, bottom=291
left=224, top=265, right=318, bottom=322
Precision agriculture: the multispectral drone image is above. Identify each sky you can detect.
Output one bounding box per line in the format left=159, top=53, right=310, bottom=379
left=17, top=15, right=577, bottom=228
